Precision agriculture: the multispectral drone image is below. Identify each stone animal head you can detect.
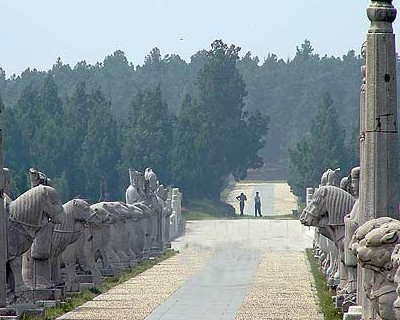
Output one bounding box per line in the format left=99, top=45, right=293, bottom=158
left=40, top=185, right=65, bottom=224
left=300, top=187, right=328, bottom=227
left=103, top=202, right=131, bottom=220
left=350, top=217, right=400, bottom=271
left=63, top=199, right=93, bottom=225
left=300, top=186, right=354, bottom=229
left=89, top=203, right=113, bottom=225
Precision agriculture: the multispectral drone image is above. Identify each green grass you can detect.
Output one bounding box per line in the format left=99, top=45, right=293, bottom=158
left=306, top=248, right=342, bottom=320
left=23, top=250, right=177, bottom=320
left=183, top=199, right=235, bottom=220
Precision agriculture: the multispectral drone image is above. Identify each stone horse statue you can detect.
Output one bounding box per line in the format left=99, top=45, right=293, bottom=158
left=300, top=185, right=356, bottom=290
left=7, top=185, right=65, bottom=295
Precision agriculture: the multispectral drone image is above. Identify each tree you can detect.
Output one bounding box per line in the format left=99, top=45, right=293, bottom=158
left=80, top=89, right=121, bottom=200
left=287, top=94, right=349, bottom=200
left=121, top=85, right=172, bottom=183
left=174, top=40, right=269, bottom=199
left=62, top=81, right=91, bottom=197
left=30, top=74, right=64, bottom=176
left=171, top=94, right=201, bottom=196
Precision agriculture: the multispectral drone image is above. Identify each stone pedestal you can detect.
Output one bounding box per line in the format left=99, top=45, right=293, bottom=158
left=343, top=305, right=363, bottom=320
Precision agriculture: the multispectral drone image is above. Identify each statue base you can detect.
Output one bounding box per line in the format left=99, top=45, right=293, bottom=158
left=99, top=268, right=122, bottom=278
left=342, top=305, right=362, bottom=320
left=79, top=283, right=95, bottom=291
left=13, top=288, right=62, bottom=304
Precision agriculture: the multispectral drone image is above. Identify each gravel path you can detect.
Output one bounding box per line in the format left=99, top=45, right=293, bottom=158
left=236, top=252, right=319, bottom=320
left=58, top=182, right=319, bottom=320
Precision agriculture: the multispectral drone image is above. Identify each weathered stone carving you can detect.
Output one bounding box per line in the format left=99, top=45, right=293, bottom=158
left=61, top=204, right=111, bottom=291
left=7, top=185, right=65, bottom=295
left=300, top=185, right=356, bottom=291
left=350, top=217, right=400, bottom=320
left=341, top=167, right=361, bottom=308
left=50, top=199, right=93, bottom=286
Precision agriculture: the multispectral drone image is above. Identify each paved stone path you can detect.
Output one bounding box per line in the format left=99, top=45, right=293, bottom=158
left=58, top=182, right=319, bottom=320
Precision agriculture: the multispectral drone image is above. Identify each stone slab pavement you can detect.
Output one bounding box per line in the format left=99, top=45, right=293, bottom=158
left=58, top=182, right=319, bottom=320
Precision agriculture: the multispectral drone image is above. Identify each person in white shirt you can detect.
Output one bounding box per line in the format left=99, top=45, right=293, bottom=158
left=254, top=191, right=262, bottom=217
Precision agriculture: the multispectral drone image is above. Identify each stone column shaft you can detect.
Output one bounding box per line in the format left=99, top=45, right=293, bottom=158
left=358, top=1, right=398, bottom=319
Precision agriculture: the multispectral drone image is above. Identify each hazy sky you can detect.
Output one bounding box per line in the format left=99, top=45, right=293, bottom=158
left=0, top=0, right=395, bottom=77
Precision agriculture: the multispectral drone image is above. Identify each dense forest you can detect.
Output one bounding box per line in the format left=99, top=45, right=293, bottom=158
left=0, top=39, right=389, bottom=202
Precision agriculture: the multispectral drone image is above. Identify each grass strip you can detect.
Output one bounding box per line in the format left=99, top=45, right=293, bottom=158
left=23, top=249, right=177, bottom=320
left=306, top=248, right=342, bottom=320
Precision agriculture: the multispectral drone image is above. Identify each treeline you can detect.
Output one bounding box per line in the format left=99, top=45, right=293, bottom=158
left=1, top=40, right=268, bottom=202
left=1, top=38, right=390, bottom=201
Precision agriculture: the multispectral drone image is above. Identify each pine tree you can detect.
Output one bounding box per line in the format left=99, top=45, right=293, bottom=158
left=287, top=93, right=349, bottom=200
left=121, top=85, right=172, bottom=183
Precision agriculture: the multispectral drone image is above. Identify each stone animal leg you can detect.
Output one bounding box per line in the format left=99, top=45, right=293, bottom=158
left=33, top=259, right=52, bottom=289
left=82, top=233, right=102, bottom=285
left=51, top=256, right=62, bottom=286
left=9, top=256, right=29, bottom=294
left=62, top=243, right=79, bottom=292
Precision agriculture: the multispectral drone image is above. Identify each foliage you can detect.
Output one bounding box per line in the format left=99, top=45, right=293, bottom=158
left=120, top=85, right=172, bottom=184
left=172, top=40, right=269, bottom=199
left=0, top=39, right=372, bottom=201
left=286, top=94, right=355, bottom=201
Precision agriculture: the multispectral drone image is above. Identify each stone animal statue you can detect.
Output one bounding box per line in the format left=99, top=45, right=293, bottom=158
left=7, top=185, right=65, bottom=295
left=95, top=201, right=142, bottom=262
left=50, top=199, right=94, bottom=286
left=61, top=204, right=111, bottom=291
left=24, top=168, right=56, bottom=289
left=350, top=217, right=400, bottom=320
left=300, top=185, right=355, bottom=290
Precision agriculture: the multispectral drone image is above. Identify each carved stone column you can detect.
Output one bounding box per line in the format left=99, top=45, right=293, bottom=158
left=358, top=1, right=398, bottom=319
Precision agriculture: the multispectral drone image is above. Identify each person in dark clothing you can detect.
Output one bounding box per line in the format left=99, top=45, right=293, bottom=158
left=254, top=191, right=262, bottom=217
left=236, top=192, right=247, bottom=215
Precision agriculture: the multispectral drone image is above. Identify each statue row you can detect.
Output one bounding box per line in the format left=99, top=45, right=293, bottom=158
left=300, top=167, right=400, bottom=319
left=4, top=167, right=183, bottom=304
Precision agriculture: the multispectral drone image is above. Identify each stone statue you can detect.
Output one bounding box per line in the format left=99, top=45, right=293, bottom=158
left=156, top=184, right=172, bottom=246
left=321, top=168, right=341, bottom=187
left=50, top=199, right=93, bottom=286
left=126, top=169, right=151, bottom=258
left=300, top=185, right=356, bottom=291
left=340, top=167, right=361, bottom=307
left=61, top=204, right=112, bottom=291
left=7, top=185, right=65, bottom=295
left=26, top=169, right=58, bottom=289
left=350, top=217, right=400, bottom=320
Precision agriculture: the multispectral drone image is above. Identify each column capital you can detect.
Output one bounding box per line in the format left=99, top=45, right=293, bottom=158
left=367, top=1, right=397, bottom=33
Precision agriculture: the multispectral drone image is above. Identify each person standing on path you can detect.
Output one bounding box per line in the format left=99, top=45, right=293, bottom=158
left=236, top=192, right=247, bottom=216
left=254, top=191, right=262, bottom=217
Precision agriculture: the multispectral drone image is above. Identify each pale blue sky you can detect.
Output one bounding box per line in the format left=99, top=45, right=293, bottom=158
left=0, top=0, right=395, bottom=77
